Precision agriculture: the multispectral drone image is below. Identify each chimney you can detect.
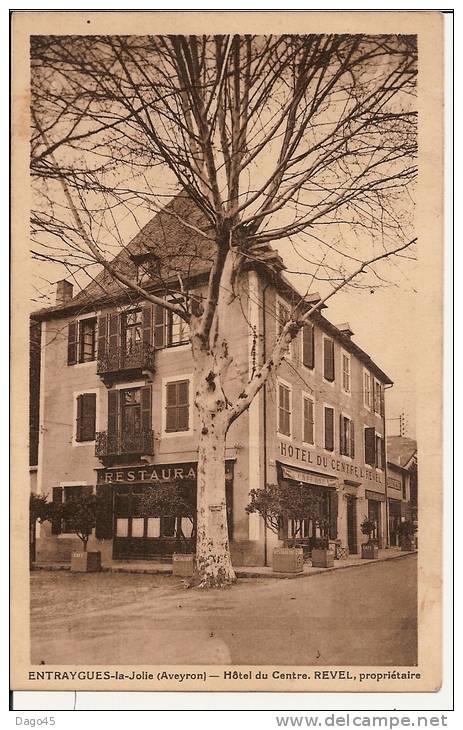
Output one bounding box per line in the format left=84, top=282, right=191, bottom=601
left=337, top=322, right=354, bottom=338
left=55, top=279, right=73, bottom=305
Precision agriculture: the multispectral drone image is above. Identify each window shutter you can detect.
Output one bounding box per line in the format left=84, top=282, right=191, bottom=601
left=302, top=323, right=314, bottom=369
left=324, top=338, right=335, bottom=381
left=77, top=393, right=96, bottom=442
left=153, top=304, right=165, bottom=348
left=381, top=436, right=386, bottom=471
left=339, top=413, right=344, bottom=455
left=107, top=390, right=119, bottom=438
left=329, top=491, right=338, bottom=539
left=67, top=322, right=78, bottom=365
left=380, top=385, right=385, bottom=417
left=141, top=385, right=152, bottom=431
left=370, top=377, right=375, bottom=413
left=350, top=420, right=355, bottom=458
left=108, top=313, right=119, bottom=352
left=97, top=315, right=107, bottom=361
left=95, top=483, right=114, bottom=539
left=51, top=487, right=63, bottom=535
left=142, top=305, right=153, bottom=346
left=364, top=427, right=376, bottom=466
left=166, top=382, right=177, bottom=432
left=178, top=381, right=189, bottom=431
left=325, top=407, right=334, bottom=451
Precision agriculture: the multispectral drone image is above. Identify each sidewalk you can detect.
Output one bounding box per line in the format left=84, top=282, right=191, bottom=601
left=34, top=547, right=415, bottom=579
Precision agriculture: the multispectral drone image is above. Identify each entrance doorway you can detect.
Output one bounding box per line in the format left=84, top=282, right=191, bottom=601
left=388, top=500, right=402, bottom=547
left=346, top=497, right=357, bottom=554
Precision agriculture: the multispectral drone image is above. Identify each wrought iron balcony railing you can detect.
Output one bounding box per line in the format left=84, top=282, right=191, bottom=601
left=97, top=342, right=155, bottom=376
left=95, top=429, right=155, bottom=459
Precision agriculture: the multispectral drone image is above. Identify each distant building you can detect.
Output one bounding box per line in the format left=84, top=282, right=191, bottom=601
left=386, top=436, right=418, bottom=546
left=30, top=194, right=394, bottom=566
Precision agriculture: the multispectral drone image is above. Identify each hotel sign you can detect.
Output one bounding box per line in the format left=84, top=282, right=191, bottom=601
left=278, top=440, right=383, bottom=485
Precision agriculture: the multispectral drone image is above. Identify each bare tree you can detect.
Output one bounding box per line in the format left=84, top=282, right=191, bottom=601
left=30, top=34, right=417, bottom=587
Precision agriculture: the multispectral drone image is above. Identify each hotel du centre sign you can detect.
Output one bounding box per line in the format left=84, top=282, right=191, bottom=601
left=277, top=440, right=383, bottom=485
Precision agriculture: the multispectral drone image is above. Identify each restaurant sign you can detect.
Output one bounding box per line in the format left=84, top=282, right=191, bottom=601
left=97, top=461, right=234, bottom=484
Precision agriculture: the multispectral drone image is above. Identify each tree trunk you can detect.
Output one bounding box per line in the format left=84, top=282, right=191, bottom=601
left=195, top=412, right=236, bottom=587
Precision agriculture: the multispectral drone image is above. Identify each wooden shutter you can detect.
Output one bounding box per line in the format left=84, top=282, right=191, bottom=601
left=142, top=305, right=153, bottom=346
left=177, top=380, right=189, bottom=431
left=381, top=435, right=386, bottom=471
left=107, top=390, right=119, bottom=438
left=95, top=483, right=114, bottom=539
left=324, top=407, right=334, bottom=451
left=166, top=382, right=177, bottom=432
left=380, top=384, right=385, bottom=418
left=153, top=304, right=165, bottom=348
left=76, top=393, right=96, bottom=442
left=329, top=490, right=338, bottom=539
left=67, top=322, right=78, bottom=365
left=350, top=420, right=355, bottom=458
left=323, top=338, right=335, bottom=381
left=97, top=315, right=107, bottom=360
left=364, top=427, right=376, bottom=466
left=51, top=487, right=63, bottom=535
left=140, top=385, right=152, bottom=431
left=108, top=312, right=119, bottom=352
left=339, top=413, right=345, bottom=455
left=302, top=323, right=314, bottom=369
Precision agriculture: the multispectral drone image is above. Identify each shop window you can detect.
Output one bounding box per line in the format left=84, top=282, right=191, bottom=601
left=165, top=380, right=190, bottom=432
left=340, top=414, right=355, bottom=458
left=342, top=352, right=351, bottom=393
left=160, top=516, right=176, bottom=538
left=278, top=382, right=292, bottom=437
left=324, top=406, right=334, bottom=451
left=75, top=393, right=96, bottom=442
left=368, top=500, right=381, bottom=540
left=302, top=395, right=314, bottom=445
left=67, top=318, right=97, bottom=365
left=323, top=337, right=335, bottom=382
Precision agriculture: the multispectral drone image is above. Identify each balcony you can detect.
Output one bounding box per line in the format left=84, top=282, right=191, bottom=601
left=95, top=429, right=155, bottom=462
left=97, top=342, right=155, bottom=385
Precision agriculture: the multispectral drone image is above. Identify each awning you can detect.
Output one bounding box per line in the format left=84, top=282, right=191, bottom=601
left=280, top=464, right=338, bottom=488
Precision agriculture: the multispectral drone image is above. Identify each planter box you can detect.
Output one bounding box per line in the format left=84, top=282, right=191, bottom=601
left=272, top=547, right=304, bottom=573
left=400, top=538, right=415, bottom=552
left=172, top=553, right=196, bottom=577
left=361, top=543, right=379, bottom=560
left=311, top=548, right=335, bottom=568
left=71, top=551, right=101, bottom=573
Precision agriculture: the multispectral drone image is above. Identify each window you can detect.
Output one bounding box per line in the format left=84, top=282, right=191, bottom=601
left=153, top=301, right=190, bottom=348
left=122, top=310, right=142, bottom=355
left=342, top=352, right=351, bottom=393
left=324, top=406, right=334, bottom=451
left=278, top=382, right=291, bottom=437
left=302, top=323, right=315, bottom=369
left=375, top=434, right=383, bottom=469
left=68, top=318, right=96, bottom=365
left=276, top=299, right=293, bottom=359
left=339, top=414, right=355, bottom=458
left=323, top=337, right=335, bottom=382
left=106, top=386, right=152, bottom=454
left=373, top=380, right=383, bottom=415
left=165, top=380, right=190, bottom=432
left=364, top=370, right=372, bottom=409
left=76, top=393, right=96, bottom=442
left=302, top=395, right=314, bottom=445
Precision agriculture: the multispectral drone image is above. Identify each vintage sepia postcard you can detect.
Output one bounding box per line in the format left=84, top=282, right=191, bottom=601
left=11, top=10, right=445, bottom=695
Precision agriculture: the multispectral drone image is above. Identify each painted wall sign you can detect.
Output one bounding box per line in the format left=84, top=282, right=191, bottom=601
left=278, top=440, right=383, bottom=485
left=387, top=477, right=402, bottom=491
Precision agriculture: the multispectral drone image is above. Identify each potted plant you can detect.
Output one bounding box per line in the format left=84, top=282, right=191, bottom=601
left=310, top=520, right=335, bottom=568
left=140, top=481, right=197, bottom=576
left=60, top=493, right=102, bottom=572
left=360, top=517, right=379, bottom=559
left=397, top=520, right=417, bottom=551
left=246, top=483, right=325, bottom=573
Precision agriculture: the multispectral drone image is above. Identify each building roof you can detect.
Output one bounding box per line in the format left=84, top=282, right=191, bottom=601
left=387, top=436, right=417, bottom=469
left=31, top=192, right=393, bottom=384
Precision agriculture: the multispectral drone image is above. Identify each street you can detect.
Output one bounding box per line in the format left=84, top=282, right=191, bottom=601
left=30, top=554, right=417, bottom=666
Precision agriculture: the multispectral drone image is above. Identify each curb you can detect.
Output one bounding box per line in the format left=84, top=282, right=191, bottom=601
left=33, top=551, right=416, bottom=578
